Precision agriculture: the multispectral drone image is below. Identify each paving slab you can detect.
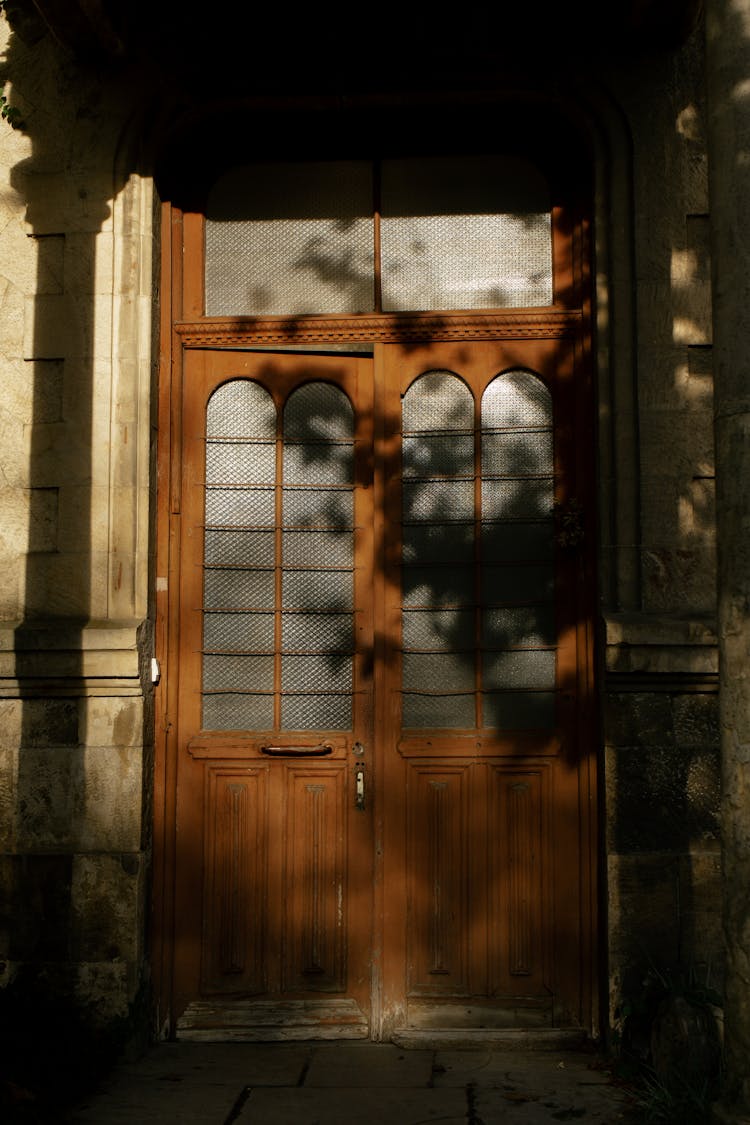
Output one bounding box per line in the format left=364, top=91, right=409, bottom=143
left=304, top=1042, right=434, bottom=1087
left=235, top=1086, right=468, bottom=1124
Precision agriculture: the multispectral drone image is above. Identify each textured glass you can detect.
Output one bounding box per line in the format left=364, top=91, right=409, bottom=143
left=402, top=371, right=474, bottom=432
left=482, top=650, right=556, bottom=690
left=204, top=568, right=275, bottom=609
left=402, top=434, right=474, bottom=477
left=282, top=695, right=352, bottom=730
left=402, top=608, right=475, bottom=650
left=281, top=613, right=353, bottom=651
left=402, top=480, right=474, bottom=522
left=482, top=692, right=555, bottom=730
left=284, top=444, right=353, bottom=486
left=204, top=529, right=275, bottom=567
left=481, top=478, right=553, bottom=520
left=283, top=530, right=353, bottom=568
left=203, top=612, right=274, bottom=651
left=282, top=570, right=353, bottom=611
left=205, top=161, right=375, bottom=316
left=482, top=565, right=555, bottom=603
left=282, top=654, right=352, bottom=693
left=206, top=442, right=276, bottom=485
left=202, top=654, right=274, bottom=691
left=402, top=566, right=474, bottom=607
left=202, top=693, right=274, bottom=731
left=282, top=488, right=353, bottom=529
left=482, top=372, right=552, bottom=430
left=206, top=380, right=276, bottom=439
left=481, top=522, right=554, bottom=563
left=402, top=524, right=474, bottom=565
left=381, top=156, right=552, bottom=311
left=284, top=383, right=354, bottom=441
left=482, top=605, right=556, bottom=648
left=205, top=487, right=275, bottom=527
left=402, top=693, right=474, bottom=729
left=402, top=652, right=475, bottom=691
left=482, top=431, right=553, bottom=476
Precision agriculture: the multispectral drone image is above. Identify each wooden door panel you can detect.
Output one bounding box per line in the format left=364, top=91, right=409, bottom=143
left=283, top=764, right=348, bottom=992
left=201, top=765, right=268, bottom=994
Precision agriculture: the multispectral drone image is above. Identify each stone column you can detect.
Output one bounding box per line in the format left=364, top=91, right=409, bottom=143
left=706, top=0, right=750, bottom=1120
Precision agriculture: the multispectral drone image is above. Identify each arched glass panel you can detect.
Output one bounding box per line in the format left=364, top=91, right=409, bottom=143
left=401, top=372, right=476, bottom=728
left=400, top=368, right=557, bottom=731
left=201, top=380, right=356, bottom=732
left=480, top=371, right=555, bottom=729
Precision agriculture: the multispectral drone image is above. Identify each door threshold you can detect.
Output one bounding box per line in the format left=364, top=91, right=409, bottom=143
left=391, top=1028, right=590, bottom=1051
left=176, top=998, right=369, bottom=1042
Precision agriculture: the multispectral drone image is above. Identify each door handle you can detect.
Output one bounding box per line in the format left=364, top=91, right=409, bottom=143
left=261, top=743, right=333, bottom=757
left=355, top=768, right=365, bottom=811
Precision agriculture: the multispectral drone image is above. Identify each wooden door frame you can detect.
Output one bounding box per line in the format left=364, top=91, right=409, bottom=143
left=152, top=160, right=600, bottom=1037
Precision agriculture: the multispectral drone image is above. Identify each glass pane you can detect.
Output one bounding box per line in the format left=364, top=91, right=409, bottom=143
left=482, top=371, right=552, bottom=430
left=281, top=613, right=353, bottom=651
left=482, top=564, right=554, bottom=603
left=482, top=692, right=555, bottom=730
left=482, top=431, right=553, bottom=476
left=402, top=608, right=475, bottom=650
left=403, top=479, right=474, bottom=522
left=282, top=487, right=353, bottom=529
left=204, top=529, right=274, bottom=567
left=284, top=383, right=354, bottom=441
left=282, top=570, right=353, bottom=611
left=481, top=478, right=554, bottom=519
left=202, top=694, right=274, bottom=731
left=284, top=444, right=353, bottom=486
left=381, top=156, right=552, bottom=311
left=481, top=522, right=554, bottom=563
left=402, top=566, right=474, bottom=607
left=402, top=692, right=475, bottom=729
left=205, top=161, right=374, bottom=315
left=402, top=434, right=474, bottom=477
left=206, top=442, right=275, bottom=485
left=281, top=654, right=352, bottom=693
left=206, top=380, right=276, bottom=439
left=482, top=650, right=556, bottom=690
left=402, top=371, right=474, bottom=432
left=281, top=695, right=352, bottom=730
left=283, top=529, right=353, bottom=568
left=402, top=652, right=475, bottom=691
left=202, top=654, right=274, bottom=691
left=482, top=605, right=556, bottom=648
left=205, top=487, right=275, bottom=527
left=203, top=612, right=274, bottom=651
left=204, top=568, right=275, bottom=609
left=403, top=524, right=474, bottom=565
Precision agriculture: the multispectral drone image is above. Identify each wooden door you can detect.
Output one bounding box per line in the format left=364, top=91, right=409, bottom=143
left=378, top=339, right=596, bottom=1037
left=173, top=349, right=375, bottom=1039
left=170, top=336, right=596, bottom=1040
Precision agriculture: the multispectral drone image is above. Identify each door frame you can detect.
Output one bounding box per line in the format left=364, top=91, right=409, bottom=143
left=152, top=155, right=600, bottom=1037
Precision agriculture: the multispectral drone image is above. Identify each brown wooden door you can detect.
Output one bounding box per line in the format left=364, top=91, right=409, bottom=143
left=171, top=337, right=596, bottom=1039
left=173, top=349, right=376, bottom=1038
left=377, top=339, right=596, bottom=1037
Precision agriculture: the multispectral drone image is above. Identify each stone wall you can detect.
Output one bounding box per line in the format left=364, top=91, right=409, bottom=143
left=0, top=14, right=154, bottom=1026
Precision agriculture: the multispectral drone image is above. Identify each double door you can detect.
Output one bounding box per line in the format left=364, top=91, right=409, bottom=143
left=171, top=338, right=596, bottom=1039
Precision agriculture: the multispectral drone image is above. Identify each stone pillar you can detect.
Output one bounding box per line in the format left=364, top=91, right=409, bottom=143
left=706, top=0, right=750, bottom=1119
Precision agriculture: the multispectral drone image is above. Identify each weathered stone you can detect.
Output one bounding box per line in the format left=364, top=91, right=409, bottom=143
left=70, top=853, right=143, bottom=962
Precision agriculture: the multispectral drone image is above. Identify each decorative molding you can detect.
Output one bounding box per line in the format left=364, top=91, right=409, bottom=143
left=175, top=310, right=583, bottom=348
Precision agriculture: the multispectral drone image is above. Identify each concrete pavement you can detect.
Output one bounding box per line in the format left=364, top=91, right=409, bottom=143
left=69, top=1041, right=638, bottom=1124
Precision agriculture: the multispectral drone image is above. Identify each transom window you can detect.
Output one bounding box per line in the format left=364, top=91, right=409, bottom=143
left=205, top=155, right=553, bottom=316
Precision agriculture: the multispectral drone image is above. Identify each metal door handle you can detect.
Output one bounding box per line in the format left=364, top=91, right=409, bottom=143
left=355, top=768, right=365, bottom=811
left=261, top=743, right=333, bottom=757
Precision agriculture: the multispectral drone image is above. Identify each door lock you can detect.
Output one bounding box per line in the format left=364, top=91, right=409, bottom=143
left=355, top=768, right=365, bottom=811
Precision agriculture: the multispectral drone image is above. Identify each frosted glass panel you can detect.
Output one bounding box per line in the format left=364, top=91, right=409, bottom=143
left=381, top=156, right=552, bottom=310
left=205, top=161, right=374, bottom=315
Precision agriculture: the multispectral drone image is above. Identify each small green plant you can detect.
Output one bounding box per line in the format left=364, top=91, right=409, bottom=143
left=0, top=87, right=23, bottom=129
